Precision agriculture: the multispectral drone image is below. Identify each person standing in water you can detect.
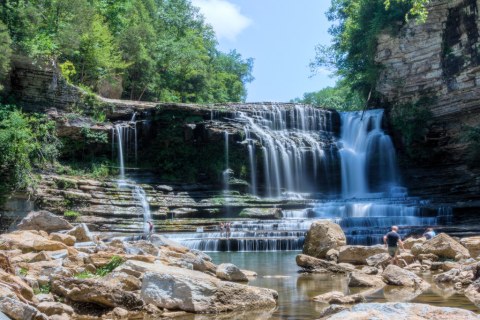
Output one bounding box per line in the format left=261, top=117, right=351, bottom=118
left=147, top=220, right=154, bottom=240
left=383, top=225, right=404, bottom=266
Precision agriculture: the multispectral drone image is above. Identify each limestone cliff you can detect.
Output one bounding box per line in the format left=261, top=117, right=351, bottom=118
left=375, top=0, right=480, bottom=198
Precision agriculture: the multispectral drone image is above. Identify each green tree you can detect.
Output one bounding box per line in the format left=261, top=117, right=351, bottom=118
left=0, top=20, right=12, bottom=91
left=0, top=107, right=59, bottom=202
left=292, top=81, right=363, bottom=111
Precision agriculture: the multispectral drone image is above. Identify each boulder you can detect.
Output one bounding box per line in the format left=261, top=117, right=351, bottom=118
left=415, top=233, right=470, bottom=260
left=17, top=211, right=73, bottom=233
left=302, top=221, right=346, bottom=259
left=338, top=245, right=386, bottom=265
left=49, top=233, right=76, bottom=246
left=126, top=260, right=277, bottom=313
left=366, top=253, right=390, bottom=268
left=348, top=272, right=385, bottom=288
left=312, top=291, right=345, bottom=303
left=325, top=249, right=339, bottom=263
left=51, top=277, right=144, bottom=310
left=37, top=302, right=74, bottom=316
left=465, top=279, right=480, bottom=307
left=382, top=265, right=430, bottom=291
left=434, top=268, right=476, bottom=286
left=383, top=286, right=423, bottom=302
left=0, top=270, right=35, bottom=302
left=216, top=263, right=248, bottom=282
left=325, top=302, right=480, bottom=319
left=402, top=237, right=426, bottom=250
left=296, top=254, right=355, bottom=273
left=361, top=266, right=379, bottom=275
left=0, top=297, right=46, bottom=320
left=0, top=231, right=68, bottom=253
left=460, top=236, right=480, bottom=258
left=66, top=224, right=93, bottom=242
left=239, top=208, right=282, bottom=219
left=101, top=272, right=142, bottom=291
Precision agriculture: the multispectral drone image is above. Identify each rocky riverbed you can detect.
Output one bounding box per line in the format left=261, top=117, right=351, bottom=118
left=2, top=211, right=480, bottom=319
left=0, top=211, right=277, bottom=319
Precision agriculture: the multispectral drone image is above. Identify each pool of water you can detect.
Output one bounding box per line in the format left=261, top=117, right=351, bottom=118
left=176, top=251, right=479, bottom=319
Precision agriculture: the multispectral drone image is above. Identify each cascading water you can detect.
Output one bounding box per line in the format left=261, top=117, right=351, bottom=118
left=114, top=117, right=152, bottom=236
left=165, top=105, right=452, bottom=251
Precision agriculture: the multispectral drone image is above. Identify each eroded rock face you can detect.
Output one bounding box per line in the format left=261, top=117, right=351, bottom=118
left=51, top=277, right=144, bottom=310
left=416, top=233, right=470, bottom=260
left=216, top=263, right=248, bottom=282
left=465, top=279, right=480, bottom=307
left=382, top=265, right=430, bottom=291
left=348, top=272, right=385, bottom=288
left=338, top=245, right=387, bottom=265
left=325, top=302, right=480, bottom=320
left=302, top=221, right=346, bottom=259
left=461, top=236, right=480, bottom=258
left=17, top=211, right=73, bottom=233
left=128, top=260, right=277, bottom=313
left=0, top=231, right=69, bottom=253
left=296, top=254, right=355, bottom=273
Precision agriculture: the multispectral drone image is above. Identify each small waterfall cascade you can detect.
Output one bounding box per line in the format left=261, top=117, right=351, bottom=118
left=113, top=115, right=152, bottom=236
left=237, top=105, right=337, bottom=197
left=167, top=107, right=453, bottom=251
left=338, top=110, right=399, bottom=198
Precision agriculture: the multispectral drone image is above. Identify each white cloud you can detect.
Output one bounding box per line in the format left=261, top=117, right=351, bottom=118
left=192, top=0, right=252, bottom=41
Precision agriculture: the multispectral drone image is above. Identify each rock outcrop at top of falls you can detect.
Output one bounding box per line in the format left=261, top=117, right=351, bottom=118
left=302, top=220, right=346, bottom=259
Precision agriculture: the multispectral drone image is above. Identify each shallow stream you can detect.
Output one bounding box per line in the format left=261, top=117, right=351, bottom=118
left=177, top=251, right=478, bottom=319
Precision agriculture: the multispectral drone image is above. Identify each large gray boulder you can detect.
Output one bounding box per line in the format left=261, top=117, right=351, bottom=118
left=338, top=245, right=386, bottom=265
left=216, top=263, right=248, bottom=282
left=127, top=260, right=277, bottom=313
left=17, top=211, right=73, bottom=233
left=382, top=265, right=430, bottom=291
left=302, top=220, right=346, bottom=259
left=414, top=233, right=470, bottom=260
left=325, top=303, right=480, bottom=319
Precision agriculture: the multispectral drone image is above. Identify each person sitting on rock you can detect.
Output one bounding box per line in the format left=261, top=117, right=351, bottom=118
left=383, top=225, right=404, bottom=266
left=423, top=227, right=436, bottom=240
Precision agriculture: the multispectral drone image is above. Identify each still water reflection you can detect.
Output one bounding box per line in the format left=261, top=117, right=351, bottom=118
left=178, top=252, right=478, bottom=319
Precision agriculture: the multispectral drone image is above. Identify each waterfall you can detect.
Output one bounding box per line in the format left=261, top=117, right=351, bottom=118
left=133, top=185, right=152, bottom=234
left=237, top=105, right=335, bottom=197
left=115, top=124, right=126, bottom=181
left=114, top=116, right=152, bottom=236
left=166, top=106, right=453, bottom=251
left=338, top=110, right=399, bottom=198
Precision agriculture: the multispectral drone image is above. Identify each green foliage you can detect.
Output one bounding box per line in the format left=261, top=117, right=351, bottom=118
left=385, top=0, right=430, bottom=22
left=461, top=125, right=480, bottom=168
left=96, top=255, right=123, bottom=277
left=64, top=210, right=80, bottom=219
left=34, top=284, right=51, bottom=295
left=390, top=97, right=433, bottom=160
left=1, top=0, right=253, bottom=103
left=0, top=106, right=60, bottom=203
left=19, top=267, right=28, bottom=277
left=59, top=61, right=76, bottom=83
left=293, top=81, right=364, bottom=111
left=74, top=270, right=94, bottom=279
left=0, top=20, right=12, bottom=91
left=311, top=0, right=423, bottom=99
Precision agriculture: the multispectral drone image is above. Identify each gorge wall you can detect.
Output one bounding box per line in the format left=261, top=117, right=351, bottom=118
left=375, top=0, right=480, bottom=199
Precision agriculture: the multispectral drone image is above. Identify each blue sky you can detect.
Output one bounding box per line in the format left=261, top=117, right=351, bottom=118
left=191, top=0, right=337, bottom=102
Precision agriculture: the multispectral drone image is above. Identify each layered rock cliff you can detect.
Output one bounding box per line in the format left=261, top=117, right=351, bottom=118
left=375, top=0, right=480, bottom=198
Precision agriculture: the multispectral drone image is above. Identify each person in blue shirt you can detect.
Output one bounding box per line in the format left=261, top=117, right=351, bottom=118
left=423, top=228, right=436, bottom=240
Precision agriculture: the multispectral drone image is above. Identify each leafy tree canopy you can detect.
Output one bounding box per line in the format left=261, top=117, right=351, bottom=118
left=0, top=0, right=253, bottom=103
